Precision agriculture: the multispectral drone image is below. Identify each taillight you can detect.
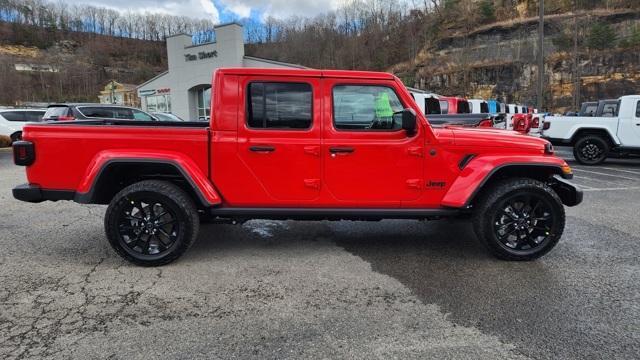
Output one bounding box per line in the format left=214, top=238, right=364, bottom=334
left=57, top=115, right=75, bottom=121
left=543, top=122, right=550, bottom=130
left=532, top=117, right=540, bottom=128
left=515, top=118, right=527, bottom=132
left=478, top=119, right=493, bottom=127
left=13, top=141, right=35, bottom=166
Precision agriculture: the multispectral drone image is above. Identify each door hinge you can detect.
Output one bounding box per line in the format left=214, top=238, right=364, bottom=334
left=407, top=146, right=423, bottom=157
left=304, top=178, right=321, bottom=190
left=406, top=179, right=423, bottom=189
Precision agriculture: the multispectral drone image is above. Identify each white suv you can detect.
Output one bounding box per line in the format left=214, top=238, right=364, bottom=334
left=0, top=109, right=46, bottom=142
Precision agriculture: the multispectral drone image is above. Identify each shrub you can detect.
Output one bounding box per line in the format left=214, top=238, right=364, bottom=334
left=0, top=135, right=12, bottom=148
left=478, top=0, right=496, bottom=23
left=587, top=22, right=617, bottom=50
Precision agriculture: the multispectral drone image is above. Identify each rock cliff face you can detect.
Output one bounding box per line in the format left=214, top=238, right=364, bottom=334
left=396, top=8, right=640, bottom=112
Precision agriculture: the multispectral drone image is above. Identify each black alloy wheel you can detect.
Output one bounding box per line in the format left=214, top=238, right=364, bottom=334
left=472, top=178, right=565, bottom=261
left=574, top=135, right=608, bottom=165
left=117, top=197, right=180, bottom=257
left=493, top=193, right=555, bottom=253
left=105, top=180, right=199, bottom=266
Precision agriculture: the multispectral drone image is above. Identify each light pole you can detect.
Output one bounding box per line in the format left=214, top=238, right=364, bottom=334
left=537, top=0, right=545, bottom=111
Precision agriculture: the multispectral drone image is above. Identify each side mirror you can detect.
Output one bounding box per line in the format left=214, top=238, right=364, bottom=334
left=401, top=108, right=417, bottom=135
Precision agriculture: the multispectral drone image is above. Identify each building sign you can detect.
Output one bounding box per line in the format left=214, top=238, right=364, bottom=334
left=184, top=50, right=218, bottom=62
left=138, top=88, right=170, bottom=97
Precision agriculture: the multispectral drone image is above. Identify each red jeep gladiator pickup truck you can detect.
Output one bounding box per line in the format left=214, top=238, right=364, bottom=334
left=12, top=68, right=582, bottom=266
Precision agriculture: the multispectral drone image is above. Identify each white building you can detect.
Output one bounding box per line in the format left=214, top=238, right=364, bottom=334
left=137, top=22, right=306, bottom=121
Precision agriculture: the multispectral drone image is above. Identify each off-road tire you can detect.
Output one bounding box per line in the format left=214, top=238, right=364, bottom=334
left=105, top=180, right=199, bottom=266
left=472, top=178, right=565, bottom=261
left=573, top=135, right=609, bottom=165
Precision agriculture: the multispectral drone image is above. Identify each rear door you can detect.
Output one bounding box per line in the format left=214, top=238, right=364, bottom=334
left=236, top=76, right=322, bottom=202
left=322, top=80, right=423, bottom=206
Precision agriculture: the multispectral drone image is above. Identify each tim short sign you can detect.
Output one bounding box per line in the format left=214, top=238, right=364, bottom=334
left=138, top=88, right=170, bottom=97
left=185, top=50, right=218, bottom=62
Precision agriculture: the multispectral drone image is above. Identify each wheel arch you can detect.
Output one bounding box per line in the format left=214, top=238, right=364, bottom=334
left=75, top=158, right=221, bottom=208
left=442, top=161, right=567, bottom=208
left=569, top=127, right=618, bottom=146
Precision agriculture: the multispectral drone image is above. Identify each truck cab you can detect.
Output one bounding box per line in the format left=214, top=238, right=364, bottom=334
left=13, top=68, right=581, bottom=266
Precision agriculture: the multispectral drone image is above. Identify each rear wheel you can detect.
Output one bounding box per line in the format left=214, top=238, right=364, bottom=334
left=573, top=135, right=608, bottom=165
left=105, top=180, right=199, bottom=266
left=472, top=178, right=565, bottom=261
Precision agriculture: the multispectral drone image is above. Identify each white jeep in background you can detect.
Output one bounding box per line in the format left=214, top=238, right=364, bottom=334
left=542, top=95, right=640, bottom=165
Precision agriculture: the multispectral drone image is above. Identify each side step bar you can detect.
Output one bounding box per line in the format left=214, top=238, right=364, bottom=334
left=208, top=207, right=461, bottom=221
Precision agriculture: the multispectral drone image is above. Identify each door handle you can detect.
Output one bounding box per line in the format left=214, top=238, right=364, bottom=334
left=329, top=146, right=354, bottom=154
left=407, top=146, right=423, bottom=157
left=304, top=146, right=320, bottom=156
left=249, top=145, right=275, bottom=153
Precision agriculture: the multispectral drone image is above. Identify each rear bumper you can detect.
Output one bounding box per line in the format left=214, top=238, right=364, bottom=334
left=550, top=175, right=583, bottom=207
left=12, top=183, right=74, bottom=203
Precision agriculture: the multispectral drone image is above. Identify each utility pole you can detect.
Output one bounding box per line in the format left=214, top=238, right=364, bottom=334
left=573, top=1, right=581, bottom=110
left=537, top=0, right=545, bottom=111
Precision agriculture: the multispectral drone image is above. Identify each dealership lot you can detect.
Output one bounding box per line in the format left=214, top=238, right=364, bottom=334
left=0, top=147, right=638, bottom=359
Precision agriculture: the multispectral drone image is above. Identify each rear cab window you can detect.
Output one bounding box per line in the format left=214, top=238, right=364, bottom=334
left=247, top=82, right=312, bottom=129
left=332, top=85, right=404, bottom=131
left=43, top=106, right=71, bottom=120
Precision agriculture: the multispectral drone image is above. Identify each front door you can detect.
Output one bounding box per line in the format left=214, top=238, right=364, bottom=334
left=322, top=80, right=424, bottom=207
left=236, top=77, right=322, bottom=203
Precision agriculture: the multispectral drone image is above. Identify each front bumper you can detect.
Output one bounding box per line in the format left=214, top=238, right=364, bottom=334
left=13, top=183, right=75, bottom=203
left=550, top=175, right=583, bottom=207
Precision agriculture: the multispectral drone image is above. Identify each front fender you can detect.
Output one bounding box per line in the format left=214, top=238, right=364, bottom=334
left=441, top=155, right=567, bottom=208
left=76, top=149, right=221, bottom=206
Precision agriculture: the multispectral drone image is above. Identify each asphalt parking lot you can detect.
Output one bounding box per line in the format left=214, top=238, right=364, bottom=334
left=0, top=146, right=638, bottom=359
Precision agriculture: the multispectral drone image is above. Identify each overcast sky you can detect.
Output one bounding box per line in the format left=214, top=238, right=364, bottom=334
left=66, top=0, right=346, bottom=23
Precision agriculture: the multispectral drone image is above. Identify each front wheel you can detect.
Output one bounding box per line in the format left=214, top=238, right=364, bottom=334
left=105, top=180, right=199, bottom=266
left=573, top=135, right=608, bottom=165
left=472, top=178, right=565, bottom=261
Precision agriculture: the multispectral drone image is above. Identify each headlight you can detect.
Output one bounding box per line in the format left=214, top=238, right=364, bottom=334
left=544, top=142, right=554, bottom=154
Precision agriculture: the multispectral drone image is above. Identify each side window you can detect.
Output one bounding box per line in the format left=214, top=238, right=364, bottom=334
left=132, top=109, right=154, bottom=121
left=333, top=85, right=404, bottom=130
left=481, top=102, right=489, bottom=113
left=439, top=100, right=449, bottom=114
left=636, top=101, right=640, bottom=118
left=247, top=82, right=312, bottom=129
left=111, top=107, right=133, bottom=119
left=459, top=101, right=470, bottom=114
left=1, top=111, right=24, bottom=121
left=79, top=107, right=113, bottom=118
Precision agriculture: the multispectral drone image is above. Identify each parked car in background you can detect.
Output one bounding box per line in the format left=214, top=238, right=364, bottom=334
left=0, top=109, right=45, bottom=142
left=468, top=99, right=489, bottom=114
left=542, top=95, right=640, bottom=164
left=410, top=92, right=442, bottom=115
left=43, top=104, right=158, bottom=122
left=439, top=96, right=471, bottom=114
left=151, top=112, right=185, bottom=121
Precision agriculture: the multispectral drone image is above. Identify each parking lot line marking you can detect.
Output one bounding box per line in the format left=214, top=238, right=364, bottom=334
left=572, top=174, right=627, bottom=185
left=571, top=168, right=638, bottom=181
left=588, top=166, right=640, bottom=176
left=582, top=187, right=640, bottom=192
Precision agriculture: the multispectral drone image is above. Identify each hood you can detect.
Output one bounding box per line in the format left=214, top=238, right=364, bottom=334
left=441, top=127, right=549, bottom=152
